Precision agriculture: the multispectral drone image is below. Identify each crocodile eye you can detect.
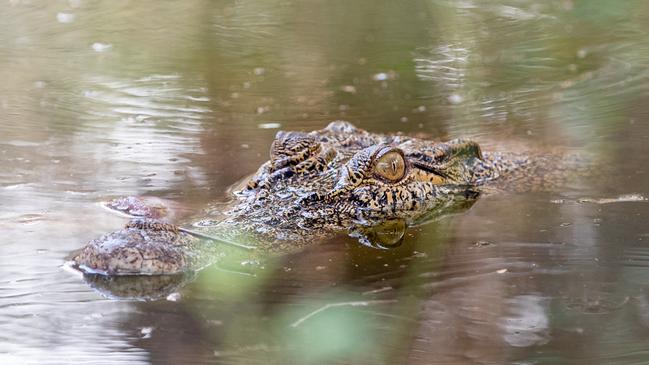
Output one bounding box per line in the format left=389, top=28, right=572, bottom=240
left=373, top=149, right=406, bottom=182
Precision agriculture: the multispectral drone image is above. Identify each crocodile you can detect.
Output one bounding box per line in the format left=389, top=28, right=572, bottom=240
left=72, top=121, right=574, bottom=278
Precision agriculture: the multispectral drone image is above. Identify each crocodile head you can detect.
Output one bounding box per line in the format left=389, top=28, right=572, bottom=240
left=72, top=121, right=496, bottom=278
left=234, top=121, right=490, bottom=230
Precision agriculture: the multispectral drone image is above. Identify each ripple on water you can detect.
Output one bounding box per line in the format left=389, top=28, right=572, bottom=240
left=83, top=74, right=211, bottom=122
left=0, top=267, right=148, bottom=363
left=502, top=295, right=550, bottom=347
left=65, top=73, right=213, bottom=192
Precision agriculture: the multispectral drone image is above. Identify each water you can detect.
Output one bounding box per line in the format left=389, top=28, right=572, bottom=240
left=2, top=0, right=649, bottom=364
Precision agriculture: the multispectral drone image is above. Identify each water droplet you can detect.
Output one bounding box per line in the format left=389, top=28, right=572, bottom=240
left=577, top=48, right=588, bottom=59
left=473, top=240, right=493, bottom=247
left=448, top=93, right=463, bottom=104
left=373, top=72, right=388, bottom=81
left=140, top=327, right=153, bottom=339
left=56, top=12, right=75, bottom=23
left=91, top=42, right=112, bottom=52
left=258, top=122, right=281, bottom=129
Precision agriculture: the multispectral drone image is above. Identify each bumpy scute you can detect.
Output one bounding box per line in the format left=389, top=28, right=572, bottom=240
left=74, top=219, right=190, bottom=275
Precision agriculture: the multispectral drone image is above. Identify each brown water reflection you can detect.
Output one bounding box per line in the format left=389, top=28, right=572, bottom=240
left=2, top=0, right=649, bottom=364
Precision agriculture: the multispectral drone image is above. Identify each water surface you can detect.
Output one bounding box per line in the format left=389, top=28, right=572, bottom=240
left=2, top=1, right=649, bottom=364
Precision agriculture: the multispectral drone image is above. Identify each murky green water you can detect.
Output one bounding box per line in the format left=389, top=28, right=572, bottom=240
left=2, top=0, right=649, bottom=364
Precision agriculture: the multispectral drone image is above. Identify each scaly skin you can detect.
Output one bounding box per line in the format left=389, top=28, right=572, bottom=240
left=73, top=121, right=572, bottom=276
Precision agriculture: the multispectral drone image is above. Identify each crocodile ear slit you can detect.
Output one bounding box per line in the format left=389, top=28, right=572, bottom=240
left=410, top=159, right=450, bottom=178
